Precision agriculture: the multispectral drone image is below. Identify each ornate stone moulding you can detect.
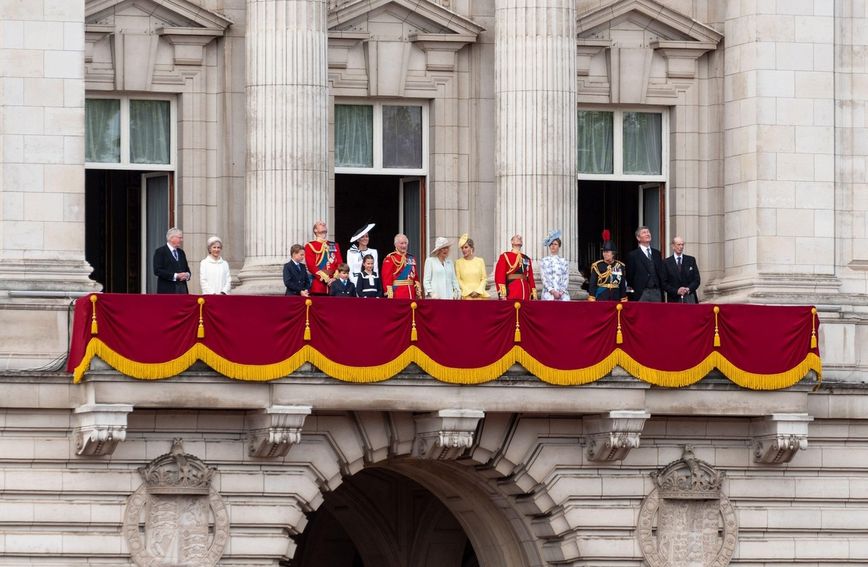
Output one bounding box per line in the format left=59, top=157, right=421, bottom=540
left=73, top=403, right=133, bottom=456
left=638, top=446, right=738, bottom=567
left=124, top=439, right=228, bottom=567
left=412, top=409, right=485, bottom=460
left=583, top=410, right=650, bottom=462
left=247, top=405, right=312, bottom=458
left=751, top=413, right=813, bottom=464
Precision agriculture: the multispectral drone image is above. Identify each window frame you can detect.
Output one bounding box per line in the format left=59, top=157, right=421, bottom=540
left=577, top=107, right=668, bottom=182
left=334, top=99, right=429, bottom=176
left=84, top=94, right=177, bottom=171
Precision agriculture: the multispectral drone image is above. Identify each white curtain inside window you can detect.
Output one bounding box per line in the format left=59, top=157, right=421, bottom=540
left=335, top=105, right=373, bottom=167
left=383, top=106, right=422, bottom=169
left=130, top=100, right=171, bottom=165
left=623, top=112, right=662, bottom=175
left=577, top=111, right=613, bottom=174
left=85, top=99, right=121, bottom=163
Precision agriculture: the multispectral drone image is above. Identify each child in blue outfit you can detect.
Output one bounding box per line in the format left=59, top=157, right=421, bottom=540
left=329, top=263, right=356, bottom=297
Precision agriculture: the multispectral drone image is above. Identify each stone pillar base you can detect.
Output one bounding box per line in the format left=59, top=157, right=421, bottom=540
left=234, top=259, right=287, bottom=296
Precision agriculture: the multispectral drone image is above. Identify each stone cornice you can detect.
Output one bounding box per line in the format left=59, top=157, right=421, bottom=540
left=577, top=0, right=722, bottom=45
left=329, top=0, right=484, bottom=37
left=86, top=0, right=233, bottom=30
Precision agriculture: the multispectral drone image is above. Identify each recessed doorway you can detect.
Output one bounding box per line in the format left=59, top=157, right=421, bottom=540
left=576, top=180, right=664, bottom=276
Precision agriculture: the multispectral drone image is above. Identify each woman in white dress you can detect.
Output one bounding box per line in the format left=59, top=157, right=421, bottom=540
left=540, top=229, right=570, bottom=301
left=346, top=223, right=378, bottom=286
left=199, top=236, right=231, bottom=295
left=423, top=237, right=461, bottom=299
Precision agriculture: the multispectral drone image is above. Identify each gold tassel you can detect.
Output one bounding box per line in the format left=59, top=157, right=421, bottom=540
left=616, top=303, right=623, bottom=344
left=89, top=294, right=98, bottom=335
left=410, top=302, right=418, bottom=342
left=713, top=305, right=721, bottom=347
left=304, top=299, right=312, bottom=341
left=810, top=307, right=817, bottom=349
left=197, top=297, right=205, bottom=339
left=513, top=302, right=522, bottom=343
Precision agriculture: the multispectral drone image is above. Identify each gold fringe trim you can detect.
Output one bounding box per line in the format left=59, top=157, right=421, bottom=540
left=71, top=339, right=823, bottom=389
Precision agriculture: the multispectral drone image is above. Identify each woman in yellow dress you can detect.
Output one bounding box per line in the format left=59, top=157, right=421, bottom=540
left=454, top=234, right=490, bottom=299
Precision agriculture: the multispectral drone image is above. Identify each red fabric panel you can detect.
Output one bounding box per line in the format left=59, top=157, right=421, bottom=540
left=620, top=303, right=714, bottom=371
left=414, top=299, right=516, bottom=367
left=520, top=301, right=617, bottom=369
left=718, top=304, right=817, bottom=374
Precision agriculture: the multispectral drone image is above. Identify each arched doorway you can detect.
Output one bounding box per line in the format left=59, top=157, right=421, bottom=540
left=289, top=460, right=542, bottom=567
left=290, top=468, right=477, bottom=567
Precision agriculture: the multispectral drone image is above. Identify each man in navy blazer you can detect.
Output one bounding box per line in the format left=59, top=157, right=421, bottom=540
left=283, top=244, right=311, bottom=296
left=625, top=225, right=664, bottom=302
left=153, top=227, right=191, bottom=294
left=662, top=236, right=701, bottom=303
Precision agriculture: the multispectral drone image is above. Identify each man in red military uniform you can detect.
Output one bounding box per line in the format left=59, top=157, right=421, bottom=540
left=305, top=220, right=343, bottom=295
left=381, top=233, right=421, bottom=299
left=494, top=234, right=537, bottom=300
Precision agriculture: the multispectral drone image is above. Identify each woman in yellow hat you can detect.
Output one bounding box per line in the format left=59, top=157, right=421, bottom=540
left=455, top=234, right=490, bottom=299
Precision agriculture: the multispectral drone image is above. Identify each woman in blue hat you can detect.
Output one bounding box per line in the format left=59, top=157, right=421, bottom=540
left=540, top=229, right=570, bottom=301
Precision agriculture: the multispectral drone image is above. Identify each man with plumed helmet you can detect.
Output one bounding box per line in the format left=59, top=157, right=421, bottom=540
left=588, top=229, right=628, bottom=302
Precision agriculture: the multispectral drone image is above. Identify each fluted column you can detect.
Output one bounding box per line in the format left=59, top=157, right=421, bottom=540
left=236, top=0, right=329, bottom=294
left=494, top=0, right=577, bottom=270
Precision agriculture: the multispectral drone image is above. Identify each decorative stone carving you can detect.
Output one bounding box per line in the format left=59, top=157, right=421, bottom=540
left=73, top=403, right=133, bottom=456
left=123, top=439, right=228, bottom=567
left=751, top=413, right=813, bottom=464
left=412, top=409, right=484, bottom=460
left=637, top=446, right=738, bottom=567
left=583, top=410, right=650, bottom=462
left=247, top=405, right=312, bottom=458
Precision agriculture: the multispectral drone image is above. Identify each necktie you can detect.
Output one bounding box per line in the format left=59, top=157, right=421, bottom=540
left=646, top=247, right=652, bottom=260
left=677, top=256, right=682, bottom=271
left=172, top=249, right=178, bottom=262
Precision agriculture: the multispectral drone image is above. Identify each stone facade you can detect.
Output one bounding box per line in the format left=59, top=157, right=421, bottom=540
left=2, top=0, right=868, bottom=565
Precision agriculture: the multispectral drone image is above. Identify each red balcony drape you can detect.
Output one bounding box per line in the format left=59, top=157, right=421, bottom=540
left=68, top=294, right=821, bottom=390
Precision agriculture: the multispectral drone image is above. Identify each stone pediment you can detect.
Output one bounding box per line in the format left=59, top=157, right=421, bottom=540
left=328, top=0, right=483, bottom=40
left=576, top=0, right=722, bottom=46
left=86, top=0, right=233, bottom=32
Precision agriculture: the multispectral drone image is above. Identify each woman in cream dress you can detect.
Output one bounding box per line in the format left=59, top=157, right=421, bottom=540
left=199, top=236, right=231, bottom=294
left=454, top=234, right=490, bottom=299
left=423, top=237, right=461, bottom=299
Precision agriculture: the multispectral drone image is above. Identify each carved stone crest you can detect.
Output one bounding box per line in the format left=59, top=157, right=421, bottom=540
left=123, top=439, right=229, bottom=567
left=637, top=446, right=738, bottom=567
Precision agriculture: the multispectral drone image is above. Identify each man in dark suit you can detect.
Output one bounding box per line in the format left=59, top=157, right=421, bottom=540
left=663, top=236, right=701, bottom=303
left=283, top=244, right=310, bottom=296
left=625, top=225, right=664, bottom=302
left=153, top=227, right=191, bottom=294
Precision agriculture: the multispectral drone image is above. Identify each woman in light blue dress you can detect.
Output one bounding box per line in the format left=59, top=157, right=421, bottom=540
left=540, top=229, right=570, bottom=301
left=423, top=237, right=461, bottom=299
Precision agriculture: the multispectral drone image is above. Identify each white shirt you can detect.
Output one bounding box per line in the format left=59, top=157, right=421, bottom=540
left=199, top=256, right=231, bottom=294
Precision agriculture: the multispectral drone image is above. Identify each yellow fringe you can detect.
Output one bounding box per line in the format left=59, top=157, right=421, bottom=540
left=70, top=339, right=823, bottom=390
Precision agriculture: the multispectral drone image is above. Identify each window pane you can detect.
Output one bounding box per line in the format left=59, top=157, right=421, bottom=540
left=577, top=111, right=613, bottom=174
left=85, top=99, right=121, bottom=163
left=623, top=112, right=662, bottom=175
left=383, top=106, right=422, bottom=169
left=130, top=100, right=171, bottom=164
left=335, top=105, right=373, bottom=167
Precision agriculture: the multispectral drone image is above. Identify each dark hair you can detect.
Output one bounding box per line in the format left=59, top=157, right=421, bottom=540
left=290, top=244, right=303, bottom=255
left=337, top=263, right=350, bottom=273
left=550, top=238, right=562, bottom=247
left=463, top=238, right=475, bottom=249
left=362, top=254, right=375, bottom=262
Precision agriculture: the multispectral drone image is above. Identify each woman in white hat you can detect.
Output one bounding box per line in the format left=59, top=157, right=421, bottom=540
left=540, top=229, right=570, bottom=301
left=423, top=237, right=461, bottom=299
left=455, top=234, right=490, bottom=299
left=199, top=236, right=231, bottom=294
left=346, top=223, right=377, bottom=286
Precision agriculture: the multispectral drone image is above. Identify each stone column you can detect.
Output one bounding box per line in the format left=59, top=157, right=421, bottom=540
left=494, top=0, right=577, bottom=271
left=711, top=1, right=839, bottom=302
left=236, top=0, right=329, bottom=294
left=0, top=0, right=99, bottom=369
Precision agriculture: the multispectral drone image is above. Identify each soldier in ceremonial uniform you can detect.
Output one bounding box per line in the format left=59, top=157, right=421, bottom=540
left=588, top=231, right=627, bottom=302
left=381, top=233, right=421, bottom=299
left=305, top=220, right=343, bottom=295
left=494, top=234, right=537, bottom=300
